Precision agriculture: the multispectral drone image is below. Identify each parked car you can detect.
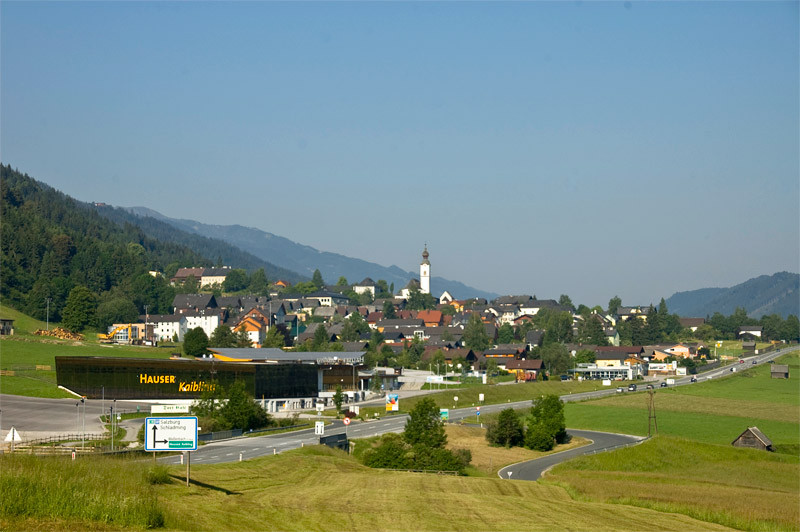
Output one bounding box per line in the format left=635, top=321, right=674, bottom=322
left=627, top=383, right=637, bottom=392
left=660, top=382, right=667, bottom=388
left=616, top=387, right=625, bottom=393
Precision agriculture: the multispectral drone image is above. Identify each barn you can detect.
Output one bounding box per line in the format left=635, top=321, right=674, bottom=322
left=731, top=426, right=773, bottom=452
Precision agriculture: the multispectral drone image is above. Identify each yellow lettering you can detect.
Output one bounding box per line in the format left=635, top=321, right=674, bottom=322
left=170, top=376, right=175, bottom=384
left=139, top=374, right=147, bottom=384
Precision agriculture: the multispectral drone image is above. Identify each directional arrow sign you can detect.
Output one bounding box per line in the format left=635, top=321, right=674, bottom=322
left=144, top=417, right=198, bottom=451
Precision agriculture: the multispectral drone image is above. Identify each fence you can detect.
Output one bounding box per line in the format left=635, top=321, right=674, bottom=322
left=198, top=429, right=243, bottom=442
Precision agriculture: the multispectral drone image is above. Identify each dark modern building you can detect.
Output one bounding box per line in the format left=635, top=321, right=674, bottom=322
left=55, top=356, right=319, bottom=401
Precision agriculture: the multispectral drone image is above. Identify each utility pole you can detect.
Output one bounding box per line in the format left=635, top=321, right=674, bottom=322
left=647, top=390, right=658, bottom=437
left=45, top=297, right=52, bottom=330
left=144, top=305, right=149, bottom=344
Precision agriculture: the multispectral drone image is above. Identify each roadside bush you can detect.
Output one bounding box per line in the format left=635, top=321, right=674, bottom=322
left=411, top=444, right=469, bottom=473
left=362, top=433, right=412, bottom=469
left=525, top=423, right=555, bottom=451
left=485, top=408, right=524, bottom=447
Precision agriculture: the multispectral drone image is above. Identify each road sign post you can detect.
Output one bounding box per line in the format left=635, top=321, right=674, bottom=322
left=343, top=416, right=351, bottom=437
left=145, top=417, right=198, bottom=487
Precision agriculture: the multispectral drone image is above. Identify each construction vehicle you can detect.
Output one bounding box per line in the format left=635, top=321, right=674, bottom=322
left=97, top=324, right=135, bottom=344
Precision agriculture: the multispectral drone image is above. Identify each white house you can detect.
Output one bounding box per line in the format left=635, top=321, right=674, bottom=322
left=184, top=310, right=222, bottom=338
left=150, top=314, right=188, bottom=342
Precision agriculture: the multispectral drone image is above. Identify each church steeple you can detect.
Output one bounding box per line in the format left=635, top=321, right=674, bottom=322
left=420, top=245, right=430, bottom=294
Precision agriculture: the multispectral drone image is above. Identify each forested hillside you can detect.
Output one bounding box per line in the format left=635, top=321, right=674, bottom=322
left=95, top=205, right=305, bottom=285
left=665, top=272, right=799, bottom=319
left=0, top=165, right=298, bottom=330
left=1, top=165, right=205, bottom=324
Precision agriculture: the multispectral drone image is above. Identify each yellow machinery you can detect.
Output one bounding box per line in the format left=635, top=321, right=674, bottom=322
left=97, top=324, right=134, bottom=344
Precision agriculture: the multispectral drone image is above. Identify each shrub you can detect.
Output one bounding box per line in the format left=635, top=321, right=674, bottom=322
left=525, top=423, right=555, bottom=451
left=363, top=433, right=412, bottom=469
left=486, top=408, right=524, bottom=447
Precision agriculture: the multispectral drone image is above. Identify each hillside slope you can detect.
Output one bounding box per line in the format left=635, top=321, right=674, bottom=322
left=665, top=272, right=799, bottom=318
left=126, top=206, right=498, bottom=300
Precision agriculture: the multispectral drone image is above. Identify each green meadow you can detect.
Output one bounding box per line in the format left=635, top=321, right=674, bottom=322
left=564, top=351, right=800, bottom=448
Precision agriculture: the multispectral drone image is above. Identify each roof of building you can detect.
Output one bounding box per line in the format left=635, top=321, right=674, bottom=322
left=209, top=348, right=364, bottom=364
left=203, top=267, right=232, bottom=277
left=771, top=364, right=789, bottom=373
left=505, top=359, right=544, bottom=370
left=173, top=293, right=217, bottom=310
left=733, top=426, right=773, bottom=448
left=679, top=318, right=706, bottom=327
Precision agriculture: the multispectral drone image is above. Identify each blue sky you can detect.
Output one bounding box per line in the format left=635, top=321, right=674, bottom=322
left=2, top=1, right=798, bottom=306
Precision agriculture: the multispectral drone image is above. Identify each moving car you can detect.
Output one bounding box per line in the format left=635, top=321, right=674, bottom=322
left=645, top=384, right=654, bottom=390
left=690, top=376, right=697, bottom=383
left=616, top=387, right=625, bottom=393
left=660, top=382, right=668, bottom=388
left=627, top=383, right=637, bottom=391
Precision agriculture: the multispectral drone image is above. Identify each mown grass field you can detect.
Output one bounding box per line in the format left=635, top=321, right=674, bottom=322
left=545, top=435, right=800, bottom=532
left=0, top=445, right=735, bottom=532
left=564, top=351, right=800, bottom=448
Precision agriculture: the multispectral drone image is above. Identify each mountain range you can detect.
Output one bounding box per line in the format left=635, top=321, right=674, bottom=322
left=664, top=272, right=799, bottom=319
left=122, top=207, right=499, bottom=301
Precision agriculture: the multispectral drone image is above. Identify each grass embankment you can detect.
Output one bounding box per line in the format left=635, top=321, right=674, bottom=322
left=152, top=446, right=729, bottom=532
left=545, top=435, right=799, bottom=532
left=0, top=454, right=166, bottom=530
left=564, top=351, right=800, bottom=448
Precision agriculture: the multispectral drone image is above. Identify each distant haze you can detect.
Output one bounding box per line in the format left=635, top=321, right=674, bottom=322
left=2, top=2, right=797, bottom=306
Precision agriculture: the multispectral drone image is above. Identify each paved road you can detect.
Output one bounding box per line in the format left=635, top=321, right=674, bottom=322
left=0, top=394, right=152, bottom=440
left=497, top=429, right=643, bottom=481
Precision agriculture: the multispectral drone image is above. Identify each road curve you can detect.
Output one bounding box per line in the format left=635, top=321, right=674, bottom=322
left=498, top=429, right=644, bottom=481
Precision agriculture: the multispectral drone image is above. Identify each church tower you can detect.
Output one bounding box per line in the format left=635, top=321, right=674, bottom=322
left=420, top=245, right=431, bottom=294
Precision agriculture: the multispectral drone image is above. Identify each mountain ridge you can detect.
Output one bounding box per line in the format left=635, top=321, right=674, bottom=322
left=665, top=272, right=799, bottom=319
left=125, top=206, right=499, bottom=301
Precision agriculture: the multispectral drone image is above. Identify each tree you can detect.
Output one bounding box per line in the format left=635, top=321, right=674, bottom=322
left=608, top=296, right=622, bottom=316
left=333, top=385, right=344, bottom=415
left=217, top=380, right=271, bottom=430
left=526, top=394, right=567, bottom=450
left=578, top=315, right=608, bottom=346
left=558, top=294, right=574, bottom=311
left=540, top=343, right=571, bottom=377
left=497, top=323, right=515, bottom=344
left=341, top=312, right=370, bottom=342
left=223, top=269, right=248, bottom=292
left=407, top=288, right=436, bottom=310
left=362, top=433, right=412, bottom=469
left=574, top=349, right=596, bottom=364
left=311, top=324, right=330, bottom=351
left=235, top=326, right=251, bottom=348
left=209, top=325, right=237, bottom=348
left=463, top=313, right=490, bottom=350
left=336, top=276, right=349, bottom=287
left=248, top=268, right=269, bottom=296
left=782, top=315, right=800, bottom=341
left=61, top=285, right=97, bottom=332
left=312, top=269, right=325, bottom=289
left=382, top=300, right=397, bottom=319
left=403, top=397, right=447, bottom=449
left=263, top=325, right=286, bottom=348
left=184, top=327, right=209, bottom=356
left=486, top=408, right=524, bottom=447
left=95, top=293, right=138, bottom=330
